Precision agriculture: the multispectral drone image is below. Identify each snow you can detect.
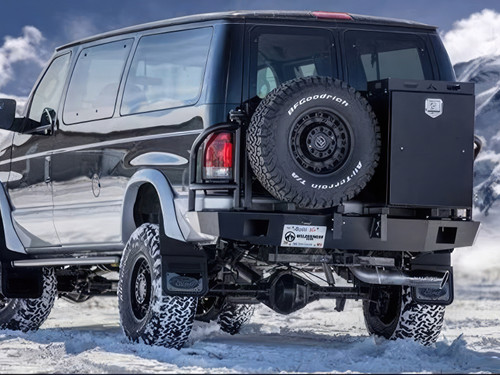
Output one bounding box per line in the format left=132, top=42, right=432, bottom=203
left=0, top=266, right=499, bottom=373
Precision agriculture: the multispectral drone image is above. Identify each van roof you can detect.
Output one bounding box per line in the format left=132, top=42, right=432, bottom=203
left=56, top=10, right=436, bottom=51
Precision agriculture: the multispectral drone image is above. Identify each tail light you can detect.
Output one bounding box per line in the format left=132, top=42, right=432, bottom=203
left=203, top=132, right=233, bottom=180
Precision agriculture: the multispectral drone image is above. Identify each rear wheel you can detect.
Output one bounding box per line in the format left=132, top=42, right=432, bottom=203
left=196, top=296, right=224, bottom=323
left=217, top=301, right=254, bottom=335
left=196, top=297, right=254, bottom=335
left=0, top=267, right=57, bottom=332
left=363, top=285, right=445, bottom=345
left=118, top=224, right=197, bottom=349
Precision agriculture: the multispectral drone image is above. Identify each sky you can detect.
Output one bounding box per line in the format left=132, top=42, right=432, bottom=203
left=1, top=0, right=500, bottom=100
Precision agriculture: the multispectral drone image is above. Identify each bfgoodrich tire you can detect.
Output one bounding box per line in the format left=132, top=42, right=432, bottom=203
left=118, top=223, right=197, bottom=349
left=363, top=285, right=445, bottom=346
left=217, top=301, right=254, bottom=335
left=247, top=76, right=380, bottom=209
left=196, top=297, right=254, bottom=335
left=0, top=267, right=57, bottom=332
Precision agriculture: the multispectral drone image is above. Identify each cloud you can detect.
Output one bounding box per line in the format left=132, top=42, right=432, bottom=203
left=0, top=26, right=45, bottom=90
left=442, top=9, right=500, bottom=64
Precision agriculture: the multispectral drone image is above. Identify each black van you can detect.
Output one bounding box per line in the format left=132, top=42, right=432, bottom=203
left=0, top=11, right=478, bottom=348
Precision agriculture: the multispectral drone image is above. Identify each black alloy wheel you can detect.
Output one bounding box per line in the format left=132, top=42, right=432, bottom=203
left=130, top=257, right=152, bottom=321
left=118, top=223, right=198, bottom=349
left=290, top=109, right=351, bottom=175
left=363, top=285, right=445, bottom=345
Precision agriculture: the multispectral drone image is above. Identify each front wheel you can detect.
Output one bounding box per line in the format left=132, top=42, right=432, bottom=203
left=118, top=224, right=197, bottom=349
left=363, top=285, right=445, bottom=346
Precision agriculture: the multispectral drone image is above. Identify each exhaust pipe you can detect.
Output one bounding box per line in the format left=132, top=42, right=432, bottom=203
left=349, top=266, right=449, bottom=289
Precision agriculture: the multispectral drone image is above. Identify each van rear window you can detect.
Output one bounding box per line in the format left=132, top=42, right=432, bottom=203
left=250, top=27, right=335, bottom=99
left=345, top=31, right=434, bottom=91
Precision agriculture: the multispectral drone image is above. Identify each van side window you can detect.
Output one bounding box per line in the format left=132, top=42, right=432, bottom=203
left=28, top=53, right=71, bottom=124
left=63, top=40, right=132, bottom=124
left=345, top=31, right=433, bottom=91
left=121, top=27, right=213, bottom=115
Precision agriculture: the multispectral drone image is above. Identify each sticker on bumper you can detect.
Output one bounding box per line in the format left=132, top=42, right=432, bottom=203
left=281, top=225, right=327, bottom=248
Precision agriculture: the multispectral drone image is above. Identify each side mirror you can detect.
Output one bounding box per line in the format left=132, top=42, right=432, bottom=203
left=0, top=99, right=16, bottom=130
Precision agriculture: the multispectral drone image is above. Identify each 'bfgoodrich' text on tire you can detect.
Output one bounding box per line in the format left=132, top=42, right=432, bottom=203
left=247, top=76, right=380, bottom=209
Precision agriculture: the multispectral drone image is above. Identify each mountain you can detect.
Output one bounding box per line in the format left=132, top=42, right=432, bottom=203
left=455, top=56, right=500, bottom=215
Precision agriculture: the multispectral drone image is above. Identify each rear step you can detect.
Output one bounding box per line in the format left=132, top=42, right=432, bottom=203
left=12, top=256, right=119, bottom=268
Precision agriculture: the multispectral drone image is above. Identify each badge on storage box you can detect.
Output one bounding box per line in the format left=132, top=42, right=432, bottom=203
left=425, top=98, right=443, bottom=118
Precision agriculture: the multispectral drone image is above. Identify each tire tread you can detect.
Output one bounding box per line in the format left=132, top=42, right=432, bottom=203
left=247, top=76, right=381, bottom=209
left=118, top=224, right=197, bottom=349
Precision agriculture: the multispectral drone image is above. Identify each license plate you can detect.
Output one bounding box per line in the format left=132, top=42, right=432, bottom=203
left=280, top=224, right=327, bottom=248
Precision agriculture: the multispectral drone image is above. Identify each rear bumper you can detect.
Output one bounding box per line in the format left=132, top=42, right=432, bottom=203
left=188, top=211, right=480, bottom=252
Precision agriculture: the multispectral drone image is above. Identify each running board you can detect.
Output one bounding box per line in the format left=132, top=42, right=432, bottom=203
left=12, top=256, right=120, bottom=268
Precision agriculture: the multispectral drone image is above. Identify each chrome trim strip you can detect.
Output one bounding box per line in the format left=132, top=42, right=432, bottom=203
left=26, top=242, right=124, bottom=253
left=1, top=129, right=202, bottom=166
left=12, top=256, right=120, bottom=267
left=130, top=152, right=188, bottom=166
left=15, top=200, right=123, bottom=214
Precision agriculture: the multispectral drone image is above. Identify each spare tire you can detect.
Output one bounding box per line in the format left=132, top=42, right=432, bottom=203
left=247, top=76, right=380, bottom=209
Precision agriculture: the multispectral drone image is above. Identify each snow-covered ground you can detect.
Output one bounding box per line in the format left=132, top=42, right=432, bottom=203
left=0, top=229, right=499, bottom=373
left=0, top=281, right=499, bottom=373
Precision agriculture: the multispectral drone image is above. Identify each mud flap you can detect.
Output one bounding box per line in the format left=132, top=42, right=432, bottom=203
left=411, top=267, right=454, bottom=305
left=409, top=252, right=453, bottom=305
left=1, top=263, right=43, bottom=298
left=160, top=234, right=208, bottom=297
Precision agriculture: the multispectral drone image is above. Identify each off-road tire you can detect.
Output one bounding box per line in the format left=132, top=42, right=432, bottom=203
left=363, top=285, right=445, bottom=346
left=196, top=296, right=224, bottom=323
left=0, top=267, right=57, bottom=332
left=118, top=223, right=197, bottom=349
left=217, top=301, right=254, bottom=335
left=247, top=76, right=380, bottom=209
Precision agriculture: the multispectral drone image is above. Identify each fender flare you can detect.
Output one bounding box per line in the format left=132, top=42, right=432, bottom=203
left=0, top=183, right=26, bottom=254
left=122, top=169, right=185, bottom=243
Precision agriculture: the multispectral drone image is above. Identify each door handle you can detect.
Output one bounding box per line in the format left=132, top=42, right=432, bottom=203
left=44, top=156, right=51, bottom=183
